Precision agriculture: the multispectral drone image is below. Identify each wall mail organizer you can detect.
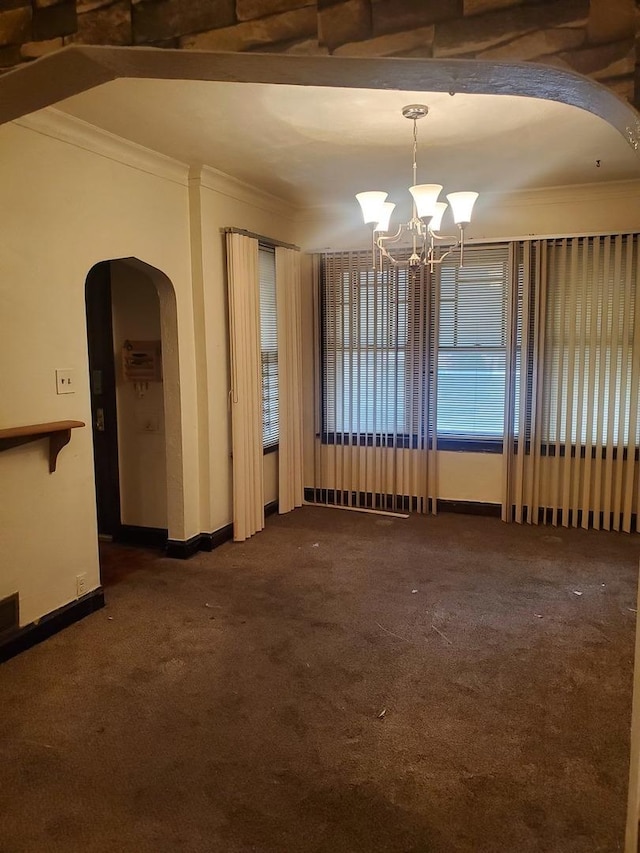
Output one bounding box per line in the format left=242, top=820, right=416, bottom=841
left=122, top=339, right=162, bottom=397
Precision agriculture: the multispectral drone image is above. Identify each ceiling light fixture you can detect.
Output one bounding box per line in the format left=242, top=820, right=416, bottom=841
left=356, top=104, right=479, bottom=271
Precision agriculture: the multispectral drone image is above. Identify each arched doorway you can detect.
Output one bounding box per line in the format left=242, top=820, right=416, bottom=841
left=85, top=257, right=182, bottom=567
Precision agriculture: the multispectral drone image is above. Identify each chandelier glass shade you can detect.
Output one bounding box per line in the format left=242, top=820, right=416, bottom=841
left=356, top=105, right=479, bottom=270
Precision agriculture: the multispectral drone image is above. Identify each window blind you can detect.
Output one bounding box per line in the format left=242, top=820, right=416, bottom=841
left=437, top=244, right=511, bottom=440
left=322, top=251, right=427, bottom=448
left=509, top=234, right=640, bottom=532
left=259, top=246, right=278, bottom=449
left=318, top=249, right=435, bottom=513
left=542, top=236, right=639, bottom=446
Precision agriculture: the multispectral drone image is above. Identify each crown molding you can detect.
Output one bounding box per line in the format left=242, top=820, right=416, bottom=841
left=14, top=107, right=190, bottom=185
left=193, top=165, right=298, bottom=219
left=480, top=178, right=640, bottom=209
left=299, top=179, right=640, bottom=220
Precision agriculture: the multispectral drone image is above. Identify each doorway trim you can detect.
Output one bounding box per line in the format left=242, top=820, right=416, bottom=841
left=85, top=260, right=121, bottom=538
left=85, top=256, right=184, bottom=547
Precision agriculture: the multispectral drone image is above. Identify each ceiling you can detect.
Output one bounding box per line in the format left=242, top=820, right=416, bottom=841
left=54, top=77, right=640, bottom=208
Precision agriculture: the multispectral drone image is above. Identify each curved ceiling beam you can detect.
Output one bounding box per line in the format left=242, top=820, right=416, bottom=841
left=1, top=45, right=639, bottom=150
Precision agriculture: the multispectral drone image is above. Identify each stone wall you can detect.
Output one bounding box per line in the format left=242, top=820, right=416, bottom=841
left=1, top=0, right=638, bottom=106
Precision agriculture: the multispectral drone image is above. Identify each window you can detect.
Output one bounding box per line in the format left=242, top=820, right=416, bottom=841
left=321, top=246, right=514, bottom=450
left=437, top=245, right=511, bottom=443
left=322, top=251, right=425, bottom=447
left=259, top=246, right=278, bottom=449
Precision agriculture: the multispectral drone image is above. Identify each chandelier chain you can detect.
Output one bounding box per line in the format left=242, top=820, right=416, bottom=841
left=412, top=118, right=418, bottom=187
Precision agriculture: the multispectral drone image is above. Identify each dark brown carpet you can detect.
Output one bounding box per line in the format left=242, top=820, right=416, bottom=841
left=1, top=507, right=638, bottom=852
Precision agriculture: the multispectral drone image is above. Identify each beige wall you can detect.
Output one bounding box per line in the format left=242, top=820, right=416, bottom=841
left=0, top=116, right=199, bottom=625
left=0, top=114, right=299, bottom=628
left=263, top=451, right=278, bottom=506
left=299, top=181, right=640, bottom=253
left=110, top=260, right=167, bottom=529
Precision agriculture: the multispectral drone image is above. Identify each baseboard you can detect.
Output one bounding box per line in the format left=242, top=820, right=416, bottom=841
left=265, top=500, right=279, bottom=517
left=168, top=501, right=280, bottom=558
left=166, top=523, right=234, bottom=558
left=116, top=524, right=168, bottom=548
left=199, top=523, right=234, bottom=553
left=0, top=588, right=105, bottom=664
left=165, top=533, right=202, bottom=559
left=438, top=500, right=502, bottom=518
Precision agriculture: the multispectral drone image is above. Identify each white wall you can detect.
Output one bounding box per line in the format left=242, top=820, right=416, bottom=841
left=298, top=180, right=640, bottom=506
left=110, top=260, right=168, bottom=529
left=0, top=114, right=198, bottom=626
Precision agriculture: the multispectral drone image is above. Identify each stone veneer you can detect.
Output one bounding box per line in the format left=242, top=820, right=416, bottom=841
left=1, top=0, right=638, bottom=107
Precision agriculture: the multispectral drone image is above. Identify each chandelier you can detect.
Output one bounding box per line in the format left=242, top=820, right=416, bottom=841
left=355, top=104, right=478, bottom=271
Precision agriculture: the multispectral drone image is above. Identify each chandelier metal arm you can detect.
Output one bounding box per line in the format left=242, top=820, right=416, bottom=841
left=377, top=224, right=405, bottom=243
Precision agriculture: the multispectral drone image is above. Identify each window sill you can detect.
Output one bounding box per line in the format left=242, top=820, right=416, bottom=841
left=319, top=433, right=503, bottom=453
left=263, top=443, right=279, bottom=456
left=437, top=438, right=503, bottom=454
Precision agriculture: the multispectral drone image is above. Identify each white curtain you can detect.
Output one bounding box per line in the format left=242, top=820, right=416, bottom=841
left=226, top=232, right=264, bottom=541
left=276, top=246, right=304, bottom=514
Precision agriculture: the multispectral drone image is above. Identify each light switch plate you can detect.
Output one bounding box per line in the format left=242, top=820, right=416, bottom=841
left=56, top=368, right=75, bottom=394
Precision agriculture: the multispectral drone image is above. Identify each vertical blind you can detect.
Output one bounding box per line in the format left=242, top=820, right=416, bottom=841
left=259, top=246, right=278, bottom=449
left=316, top=234, right=640, bottom=530
left=275, top=245, right=304, bottom=514
left=322, top=250, right=428, bottom=448
left=226, top=232, right=265, bottom=542
left=318, top=250, right=434, bottom=512
left=509, top=234, right=640, bottom=531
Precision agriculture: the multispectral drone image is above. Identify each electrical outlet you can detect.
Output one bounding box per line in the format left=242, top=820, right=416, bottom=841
left=56, top=369, right=75, bottom=395
left=76, top=573, right=87, bottom=598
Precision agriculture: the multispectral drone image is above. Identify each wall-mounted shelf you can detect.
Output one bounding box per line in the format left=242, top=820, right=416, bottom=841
left=0, top=421, right=85, bottom=472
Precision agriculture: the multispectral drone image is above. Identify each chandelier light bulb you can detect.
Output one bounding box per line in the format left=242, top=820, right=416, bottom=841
left=409, top=184, right=442, bottom=219
left=446, top=191, right=479, bottom=226
left=374, top=202, right=396, bottom=232
left=429, top=201, right=448, bottom=234
left=356, top=191, right=388, bottom=225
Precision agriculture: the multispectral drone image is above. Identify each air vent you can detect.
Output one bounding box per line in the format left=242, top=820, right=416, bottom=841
left=0, top=593, right=19, bottom=639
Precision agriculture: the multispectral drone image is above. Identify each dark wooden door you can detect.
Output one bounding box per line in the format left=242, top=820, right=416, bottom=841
left=85, top=262, right=121, bottom=536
